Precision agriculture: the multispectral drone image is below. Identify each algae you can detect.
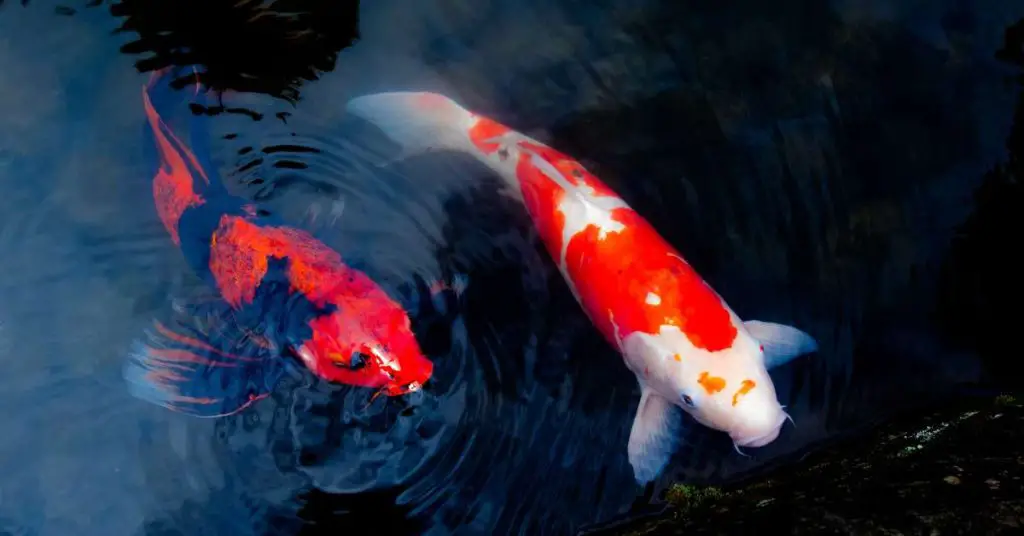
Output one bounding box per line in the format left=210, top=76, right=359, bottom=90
left=612, top=395, right=1024, bottom=535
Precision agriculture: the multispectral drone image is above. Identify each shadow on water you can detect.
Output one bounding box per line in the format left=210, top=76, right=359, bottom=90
left=934, top=17, right=1024, bottom=387
left=2, top=0, right=1024, bottom=535
left=7, top=0, right=359, bottom=108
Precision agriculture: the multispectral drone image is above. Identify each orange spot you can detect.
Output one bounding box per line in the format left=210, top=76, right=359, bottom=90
left=732, top=379, right=757, bottom=407
left=468, top=115, right=512, bottom=154
left=673, top=353, right=682, bottom=362
left=697, top=371, right=726, bottom=394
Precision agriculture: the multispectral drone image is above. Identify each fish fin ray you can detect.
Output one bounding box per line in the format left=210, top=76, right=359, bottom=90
left=400, top=272, right=470, bottom=317
left=627, top=387, right=680, bottom=485
left=300, top=196, right=346, bottom=238
left=428, top=272, right=469, bottom=315
left=744, top=320, right=819, bottom=369
left=185, top=68, right=228, bottom=196
left=123, top=307, right=282, bottom=418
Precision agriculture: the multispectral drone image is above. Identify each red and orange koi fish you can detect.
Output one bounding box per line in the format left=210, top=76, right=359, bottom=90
left=346, top=92, right=819, bottom=483
left=123, top=70, right=440, bottom=418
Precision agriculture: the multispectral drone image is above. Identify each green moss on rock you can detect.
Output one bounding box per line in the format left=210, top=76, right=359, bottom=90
left=619, top=395, right=1024, bottom=535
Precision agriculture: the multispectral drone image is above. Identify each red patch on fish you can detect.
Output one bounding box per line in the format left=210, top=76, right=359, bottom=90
left=468, top=115, right=512, bottom=154
left=142, top=82, right=208, bottom=245
left=509, top=140, right=738, bottom=351
left=208, top=215, right=375, bottom=308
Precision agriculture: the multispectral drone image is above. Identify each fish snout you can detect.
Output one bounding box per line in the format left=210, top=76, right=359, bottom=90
left=730, top=412, right=788, bottom=448
left=380, top=352, right=433, bottom=397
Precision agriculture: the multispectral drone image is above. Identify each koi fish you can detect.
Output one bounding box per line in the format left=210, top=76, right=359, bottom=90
left=345, top=92, right=819, bottom=483
left=124, top=70, right=441, bottom=418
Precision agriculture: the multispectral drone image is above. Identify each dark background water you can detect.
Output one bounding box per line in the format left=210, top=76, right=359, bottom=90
left=1, top=1, right=1024, bottom=535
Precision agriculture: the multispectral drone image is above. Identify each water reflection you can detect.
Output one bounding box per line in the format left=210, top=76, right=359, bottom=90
left=1, top=1, right=1023, bottom=535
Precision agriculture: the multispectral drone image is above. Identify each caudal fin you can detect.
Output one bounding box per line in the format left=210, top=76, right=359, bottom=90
left=345, top=92, right=478, bottom=158
left=142, top=67, right=231, bottom=244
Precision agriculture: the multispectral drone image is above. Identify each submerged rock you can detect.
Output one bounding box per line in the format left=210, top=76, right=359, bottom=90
left=608, top=394, right=1024, bottom=535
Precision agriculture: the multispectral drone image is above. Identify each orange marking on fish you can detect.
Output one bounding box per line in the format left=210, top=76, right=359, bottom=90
left=148, top=349, right=239, bottom=367
left=153, top=321, right=261, bottom=362
left=468, top=115, right=512, bottom=154
left=673, top=353, right=682, bottom=362
left=697, top=371, right=726, bottom=394
left=169, top=395, right=220, bottom=405
left=732, top=379, right=757, bottom=407
left=145, top=368, right=187, bottom=385
left=145, top=70, right=211, bottom=188
left=142, top=84, right=206, bottom=245
left=171, top=393, right=268, bottom=417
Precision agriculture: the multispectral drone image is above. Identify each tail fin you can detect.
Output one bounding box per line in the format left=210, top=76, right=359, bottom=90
left=141, top=67, right=227, bottom=243
left=345, top=92, right=479, bottom=159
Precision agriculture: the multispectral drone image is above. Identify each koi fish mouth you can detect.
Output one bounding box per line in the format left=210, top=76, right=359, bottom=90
left=731, top=412, right=789, bottom=448
left=733, top=426, right=782, bottom=448
left=367, top=380, right=425, bottom=406
left=382, top=380, right=423, bottom=397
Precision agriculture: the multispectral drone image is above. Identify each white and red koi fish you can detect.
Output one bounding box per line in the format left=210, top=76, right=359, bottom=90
left=346, top=92, right=819, bottom=484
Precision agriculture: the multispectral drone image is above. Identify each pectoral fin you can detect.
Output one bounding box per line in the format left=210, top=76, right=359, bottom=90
left=400, top=272, right=470, bottom=317
left=428, top=272, right=469, bottom=315
left=300, top=197, right=346, bottom=237
left=627, top=387, right=679, bottom=485
left=744, top=320, right=819, bottom=370
left=123, top=301, right=284, bottom=418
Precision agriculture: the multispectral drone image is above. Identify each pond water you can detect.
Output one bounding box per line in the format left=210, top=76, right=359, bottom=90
left=1, top=1, right=1023, bottom=535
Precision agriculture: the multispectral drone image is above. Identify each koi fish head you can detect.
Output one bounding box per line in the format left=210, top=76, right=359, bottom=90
left=631, top=327, right=789, bottom=449
left=679, top=341, right=787, bottom=448
left=292, top=302, right=433, bottom=397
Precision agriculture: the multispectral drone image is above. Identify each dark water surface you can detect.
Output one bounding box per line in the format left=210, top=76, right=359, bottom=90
left=2, top=1, right=1024, bottom=535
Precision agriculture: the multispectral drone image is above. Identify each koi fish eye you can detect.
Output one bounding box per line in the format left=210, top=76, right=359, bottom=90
left=330, top=351, right=369, bottom=370
left=681, top=394, right=696, bottom=408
